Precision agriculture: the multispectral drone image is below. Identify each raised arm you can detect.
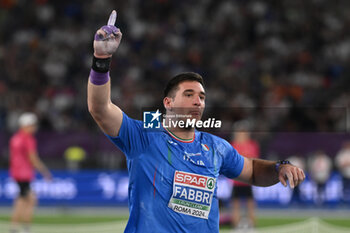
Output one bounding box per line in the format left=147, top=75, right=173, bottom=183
left=236, top=157, right=305, bottom=188
left=88, top=10, right=123, bottom=137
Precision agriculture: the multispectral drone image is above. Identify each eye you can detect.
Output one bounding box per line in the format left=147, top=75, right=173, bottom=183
left=200, top=96, right=205, bottom=100
left=185, top=93, right=193, bottom=97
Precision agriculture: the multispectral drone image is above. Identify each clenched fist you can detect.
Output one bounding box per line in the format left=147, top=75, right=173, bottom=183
left=93, top=10, right=122, bottom=58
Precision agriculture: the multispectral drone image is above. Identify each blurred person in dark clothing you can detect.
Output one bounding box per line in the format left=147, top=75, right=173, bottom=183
left=335, top=141, right=350, bottom=202
left=288, top=155, right=306, bottom=203
left=230, top=120, right=259, bottom=228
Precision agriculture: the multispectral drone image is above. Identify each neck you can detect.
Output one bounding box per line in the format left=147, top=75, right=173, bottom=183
left=21, top=127, right=33, bottom=134
left=170, top=128, right=195, bottom=140
left=235, top=137, right=248, bottom=143
left=163, top=124, right=195, bottom=142
left=163, top=112, right=196, bottom=141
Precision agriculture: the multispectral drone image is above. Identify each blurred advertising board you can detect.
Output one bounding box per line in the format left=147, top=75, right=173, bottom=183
left=0, top=170, right=129, bottom=206
left=0, top=171, right=348, bottom=206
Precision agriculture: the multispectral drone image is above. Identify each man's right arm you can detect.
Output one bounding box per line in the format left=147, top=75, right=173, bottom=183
left=88, top=79, right=122, bottom=137
left=87, top=10, right=123, bottom=137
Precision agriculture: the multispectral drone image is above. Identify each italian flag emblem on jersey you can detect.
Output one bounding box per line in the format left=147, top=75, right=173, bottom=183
left=201, top=144, right=209, bottom=152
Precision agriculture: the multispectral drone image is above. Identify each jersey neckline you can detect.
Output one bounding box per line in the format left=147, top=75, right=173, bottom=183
left=162, top=125, right=196, bottom=143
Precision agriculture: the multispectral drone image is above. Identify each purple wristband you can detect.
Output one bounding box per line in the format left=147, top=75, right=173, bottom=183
left=89, top=69, right=110, bottom=85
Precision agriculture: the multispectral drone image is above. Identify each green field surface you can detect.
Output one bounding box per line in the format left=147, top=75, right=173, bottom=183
left=0, top=215, right=128, bottom=224
left=0, top=215, right=349, bottom=226
left=1, top=214, right=350, bottom=232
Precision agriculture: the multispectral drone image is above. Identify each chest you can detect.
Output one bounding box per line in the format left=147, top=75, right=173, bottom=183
left=145, top=138, right=221, bottom=179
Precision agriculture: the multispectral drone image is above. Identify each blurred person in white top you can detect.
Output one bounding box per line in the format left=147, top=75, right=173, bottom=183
left=288, top=155, right=306, bottom=203
left=335, top=141, right=350, bottom=201
left=308, top=151, right=332, bottom=204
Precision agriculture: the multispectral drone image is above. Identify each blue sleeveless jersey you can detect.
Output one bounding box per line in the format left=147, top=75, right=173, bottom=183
left=106, top=113, right=244, bottom=233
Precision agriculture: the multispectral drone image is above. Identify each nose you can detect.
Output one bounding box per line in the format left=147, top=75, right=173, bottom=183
left=193, top=95, right=202, bottom=107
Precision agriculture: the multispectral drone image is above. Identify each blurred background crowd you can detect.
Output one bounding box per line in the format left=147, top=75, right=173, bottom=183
left=0, top=0, right=349, bottom=181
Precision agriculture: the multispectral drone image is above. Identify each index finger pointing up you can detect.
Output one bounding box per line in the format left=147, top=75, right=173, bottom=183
left=107, top=10, right=117, bottom=26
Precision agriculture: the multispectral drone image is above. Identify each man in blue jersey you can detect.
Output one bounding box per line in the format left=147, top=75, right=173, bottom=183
left=87, top=11, right=305, bottom=233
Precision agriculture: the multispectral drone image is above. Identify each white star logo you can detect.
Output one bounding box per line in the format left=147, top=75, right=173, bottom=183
left=150, top=109, right=162, bottom=122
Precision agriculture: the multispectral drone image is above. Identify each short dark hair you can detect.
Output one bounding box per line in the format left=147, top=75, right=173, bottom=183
left=164, top=72, right=205, bottom=98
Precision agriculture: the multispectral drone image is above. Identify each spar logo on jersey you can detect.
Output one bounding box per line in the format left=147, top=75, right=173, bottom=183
left=143, top=110, right=162, bottom=129
left=174, top=171, right=215, bottom=191
left=169, top=171, right=217, bottom=219
left=207, top=178, right=215, bottom=190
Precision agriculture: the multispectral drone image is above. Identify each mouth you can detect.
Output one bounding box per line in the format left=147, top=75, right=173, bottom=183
left=189, top=111, right=202, bottom=117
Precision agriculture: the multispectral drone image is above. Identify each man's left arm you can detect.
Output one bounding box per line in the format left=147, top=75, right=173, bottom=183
left=236, top=157, right=305, bottom=188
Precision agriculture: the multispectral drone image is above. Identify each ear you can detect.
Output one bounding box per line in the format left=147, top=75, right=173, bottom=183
left=163, top=97, right=173, bottom=111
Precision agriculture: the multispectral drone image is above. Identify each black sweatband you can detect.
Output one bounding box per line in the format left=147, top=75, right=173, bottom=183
left=275, top=160, right=291, bottom=173
left=92, top=56, right=111, bottom=73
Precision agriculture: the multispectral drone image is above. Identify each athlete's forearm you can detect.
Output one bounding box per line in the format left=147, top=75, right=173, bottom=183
left=87, top=78, right=112, bottom=117
left=87, top=72, right=123, bottom=137
left=251, top=159, right=279, bottom=187
left=87, top=11, right=124, bottom=137
left=88, top=10, right=120, bottom=118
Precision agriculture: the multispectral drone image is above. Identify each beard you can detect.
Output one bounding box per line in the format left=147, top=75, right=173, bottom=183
left=164, top=107, right=203, bottom=131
